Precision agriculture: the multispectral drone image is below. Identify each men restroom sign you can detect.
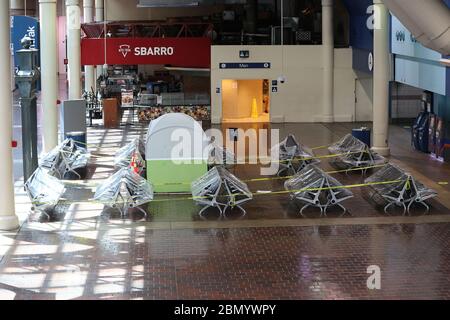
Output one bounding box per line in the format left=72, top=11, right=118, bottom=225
left=239, top=50, right=250, bottom=58
left=220, top=63, right=271, bottom=69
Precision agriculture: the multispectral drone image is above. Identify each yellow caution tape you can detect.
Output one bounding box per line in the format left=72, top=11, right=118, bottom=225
left=30, top=178, right=404, bottom=207
left=311, top=144, right=332, bottom=150
left=61, top=164, right=388, bottom=188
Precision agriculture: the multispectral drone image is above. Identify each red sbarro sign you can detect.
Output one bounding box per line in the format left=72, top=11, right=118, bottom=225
left=81, top=37, right=211, bottom=68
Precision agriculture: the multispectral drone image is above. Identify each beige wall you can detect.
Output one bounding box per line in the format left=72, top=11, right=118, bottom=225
left=105, top=0, right=224, bottom=21
left=211, top=46, right=362, bottom=124
left=222, top=80, right=238, bottom=119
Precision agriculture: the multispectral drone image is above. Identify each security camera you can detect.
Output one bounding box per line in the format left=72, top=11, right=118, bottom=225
left=278, top=75, right=286, bottom=84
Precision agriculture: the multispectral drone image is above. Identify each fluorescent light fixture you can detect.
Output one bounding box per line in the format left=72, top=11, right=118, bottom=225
left=137, top=0, right=199, bottom=7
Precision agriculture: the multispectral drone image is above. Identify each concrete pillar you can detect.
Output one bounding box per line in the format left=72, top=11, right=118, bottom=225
left=39, top=0, right=58, bottom=152
left=11, top=0, right=25, bottom=15
left=84, top=0, right=95, bottom=93
left=0, top=0, right=19, bottom=230
left=245, top=0, right=258, bottom=34
left=11, top=0, right=37, bottom=17
left=95, top=0, right=104, bottom=78
left=322, top=0, right=334, bottom=123
left=66, top=0, right=81, bottom=100
left=372, top=0, right=390, bottom=156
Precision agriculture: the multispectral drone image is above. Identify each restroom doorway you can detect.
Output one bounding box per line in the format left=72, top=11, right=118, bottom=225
left=222, top=79, right=270, bottom=123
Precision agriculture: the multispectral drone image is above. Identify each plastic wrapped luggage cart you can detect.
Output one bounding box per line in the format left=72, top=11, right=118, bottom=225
left=94, top=168, right=154, bottom=218
left=365, top=164, right=438, bottom=215
left=24, top=168, right=66, bottom=219
left=191, top=167, right=253, bottom=217
left=285, top=164, right=354, bottom=216
left=272, top=134, right=320, bottom=176
left=114, top=138, right=146, bottom=174
left=40, top=139, right=90, bottom=179
left=328, top=134, right=387, bottom=173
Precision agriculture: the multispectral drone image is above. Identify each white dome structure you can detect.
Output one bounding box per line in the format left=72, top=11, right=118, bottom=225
left=145, top=113, right=209, bottom=192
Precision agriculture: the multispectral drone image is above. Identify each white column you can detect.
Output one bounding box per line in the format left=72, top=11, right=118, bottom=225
left=372, top=0, right=390, bottom=156
left=95, top=0, right=103, bottom=21
left=39, top=0, right=58, bottom=152
left=10, top=0, right=25, bottom=15
left=321, top=0, right=334, bottom=123
left=83, top=0, right=95, bottom=93
left=95, top=0, right=104, bottom=78
left=0, top=0, right=19, bottom=230
left=66, top=0, right=81, bottom=100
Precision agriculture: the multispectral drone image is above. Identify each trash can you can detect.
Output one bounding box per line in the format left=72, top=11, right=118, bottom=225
left=352, top=127, right=371, bottom=147
left=65, top=131, right=87, bottom=149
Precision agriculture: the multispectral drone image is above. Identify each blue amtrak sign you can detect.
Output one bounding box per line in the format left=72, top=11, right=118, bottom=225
left=10, top=16, right=40, bottom=69
left=341, top=0, right=374, bottom=74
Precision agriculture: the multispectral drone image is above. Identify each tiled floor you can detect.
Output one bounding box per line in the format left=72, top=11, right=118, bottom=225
left=1, top=115, right=450, bottom=300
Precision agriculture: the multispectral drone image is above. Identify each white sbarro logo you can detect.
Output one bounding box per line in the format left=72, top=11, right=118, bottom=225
left=119, top=44, right=131, bottom=58
left=134, top=46, right=174, bottom=56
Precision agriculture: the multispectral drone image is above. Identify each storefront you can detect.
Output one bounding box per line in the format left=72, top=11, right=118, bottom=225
left=81, top=22, right=213, bottom=122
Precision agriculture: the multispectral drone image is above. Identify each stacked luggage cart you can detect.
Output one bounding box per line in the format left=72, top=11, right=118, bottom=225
left=328, top=134, right=387, bottom=174
left=191, top=166, right=253, bottom=218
